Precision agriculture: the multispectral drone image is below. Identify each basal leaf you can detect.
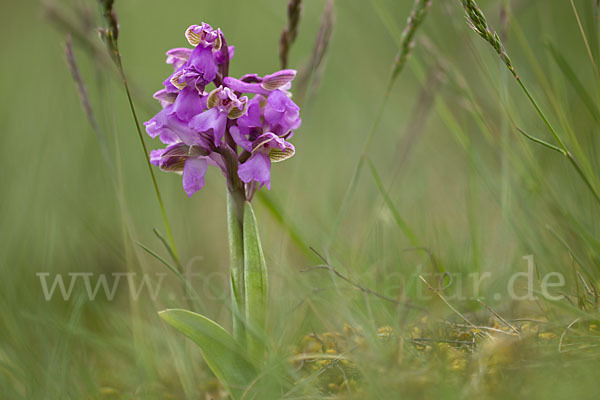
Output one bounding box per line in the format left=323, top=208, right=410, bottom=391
left=159, top=309, right=257, bottom=399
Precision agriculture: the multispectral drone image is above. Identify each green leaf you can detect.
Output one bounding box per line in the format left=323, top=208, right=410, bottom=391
left=159, top=309, right=257, bottom=399
left=243, top=201, right=268, bottom=364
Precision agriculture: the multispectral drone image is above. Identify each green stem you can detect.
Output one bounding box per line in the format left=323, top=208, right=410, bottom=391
left=227, top=188, right=246, bottom=343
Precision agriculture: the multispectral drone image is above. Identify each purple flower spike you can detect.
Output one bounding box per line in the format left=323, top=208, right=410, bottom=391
left=145, top=23, right=301, bottom=197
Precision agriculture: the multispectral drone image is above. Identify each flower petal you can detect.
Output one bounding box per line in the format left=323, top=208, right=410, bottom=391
left=172, top=86, right=203, bottom=121
left=166, top=48, right=192, bottom=70
left=238, top=152, right=271, bottom=190
left=150, top=149, right=166, bottom=166
left=144, top=105, right=180, bottom=144
left=166, top=115, right=211, bottom=149
left=223, top=77, right=270, bottom=96
left=189, top=108, right=228, bottom=147
left=229, top=126, right=252, bottom=152
left=264, top=90, right=301, bottom=134
left=182, top=157, right=208, bottom=197
left=187, top=45, right=217, bottom=85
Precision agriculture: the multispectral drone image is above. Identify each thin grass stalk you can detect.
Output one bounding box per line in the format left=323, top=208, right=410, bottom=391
left=330, top=0, right=432, bottom=243
left=98, top=1, right=180, bottom=260
left=568, top=0, right=599, bottom=80
left=460, top=0, right=600, bottom=206
left=66, top=29, right=200, bottom=312
left=116, top=54, right=180, bottom=259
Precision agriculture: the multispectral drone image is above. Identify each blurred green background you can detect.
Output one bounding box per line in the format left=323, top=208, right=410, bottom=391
left=2, top=0, right=600, bottom=398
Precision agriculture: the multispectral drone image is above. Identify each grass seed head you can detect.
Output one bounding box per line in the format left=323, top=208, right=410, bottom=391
left=460, top=0, right=517, bottom=78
